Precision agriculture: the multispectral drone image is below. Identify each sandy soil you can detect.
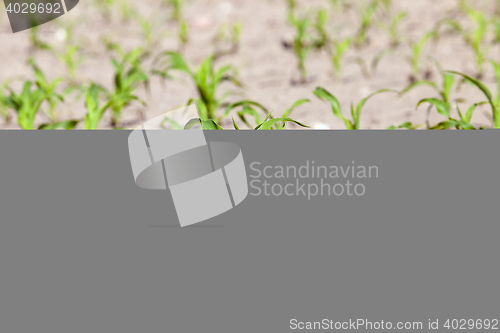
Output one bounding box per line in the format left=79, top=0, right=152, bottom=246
left=0, top=0, right=498, bottom=129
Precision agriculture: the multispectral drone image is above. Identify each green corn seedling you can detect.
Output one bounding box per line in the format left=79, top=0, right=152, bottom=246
left=84, top=84, right=114, bottom=130
left=167, top=0, right=183, bottom=23
left=446, top=62, right=500, bottom=128
left=401, top=62, right=456, bottom=105
left=29, top=26, right=51, bottom=51
left=372, top=30, right=436, bottom=81
left=378, top=11, right=406, bottom=47
left=109, top=47, right=148, bottom=127
left=409, top=31, right=437, bottom=79
left=184, top=112, right=308, bottom=130
left=213, top=22, right=242, bottom=59
left=0, top=81, right=11, bottom=125
left=58, top=45, right=84, bottom=83
left=223, top=100, right=269, bottom=128
left=118, top=0, right=134, bottom=21
left=314, top=87, right=396, bottom=130
left=330, top=37, right=352, bottom=79
left=440, top=5, right=489, bottom=78
left=184, top=118, right=224, bottom=130
left=178, top=20, right=189, bottom=49
left=223, top=99, right=309, bottom=129
left=155, top=52, right=236, bottom=120
left=251, top=113, right=309, bottom=130
left=164, top=0, right=186, bottom=48
left=286, top=0, right=297, bottom=24
left=29, top=59, right=65, bottom=123
left=378, top=0, right=392, bottom=13
left=354, top=0, right=379, bottom=48
left=285, top=4, right=327, bottom=82
left=138, top=17, right=154, bottom=49
left=38, top=120, right=79, bottom=130
left=400, top=61, right=484, bottom=129
left=4, top=82, right=46, bottom=130
left=292, top=15, right=314, bottom=82
left=387, top=122, right=421, bottom=130
left=314, top=9, right=329, bottom=49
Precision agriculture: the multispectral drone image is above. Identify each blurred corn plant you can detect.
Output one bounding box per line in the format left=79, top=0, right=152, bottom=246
left=404, top=65, right=485, bottom=129
left=373, top=30, right=436, bottom=82
left=377, top=11, right=407, bottom=48
left=166, top=0, right=183, bottom=22
left=399, top=60, right=472, bottom=128
left=446, top=61, right=500, bottom=128
left=3, top=82, right=47, bottom=129
left=313, top=9, right=329, bottom=49
left=153, top=52, right=238, bottom=120
left=223, top=99, right=309, bottom=129
left=222, top=100, right=269, bottom=127
left=286, top=0, right=297, bottom=24
left=29, top=59, right=65, bottom=123
left=178, top=20, right=189, bottom=49
left=117, top=0, right=135, bottom=21
left=289, top=14, right=314, bottom=82
left=184, top=118, right=224, bottom=130
left=0, top=82, right=11, bottom=125
left=386, top=122, right=421, bottom=130
left=213, top=22, right=242, bottom=59
left=29, top=26, right=52, bottom=51
left=353, top=0, right=380, bottom=48
left=83, top=84, right=114, bottom=130
left=233, top=113, right=309, bottom=130
left=314, top=87, right=396, bottom=130
left=329, top=37, right=353, bottom=80
left=162, top=0, right=189, bottom=49
left=108, top=47, right=149, bottom=127
left=184, top=112, right=309, bottom=130
left=138, top=16, right=155, bottom=50
left=57, top=45, right=84, bottom=83
left=439, top=3, right=489, bottom=78
left=284, top=8, right=328, bottom=83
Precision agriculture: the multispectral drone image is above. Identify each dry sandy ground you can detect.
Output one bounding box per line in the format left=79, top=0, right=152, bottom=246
left=0, top=0, right=498, bottom=129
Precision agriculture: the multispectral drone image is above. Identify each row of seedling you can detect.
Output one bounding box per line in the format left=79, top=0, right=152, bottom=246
left=284, top=0, right=500, bottom=83
left=2, top=0, right=500, bottom=129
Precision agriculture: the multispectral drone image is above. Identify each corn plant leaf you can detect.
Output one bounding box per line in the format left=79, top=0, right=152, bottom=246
left=184, top=118, right=223, bottom=130
left=447, top=71, right=493, bottom=106
left=160, top=117, right=183, bottom=130
left=256, top=117, right=309, bottom=130
left=490, top=60, right=500, bottom=106
left=354, top=89, right=397, bottom=128
left=442, top=73, right=455, bottom=102
left=399, top=80, right=439, bottom=96
left=387, top=122, right=420, bottom=130
left=238, top=106, right=262, bottom=128
left=165, top=51, right=193, bottom=75
left=313, top=87, right=352, bottom=129
left=282, top=99, right=309, bottom=118
left=356, top=89, right=397, bottom=116
left=223, top=100, right=269, bottom=117
left=417, top=98, right=450, bottom=118
left=429, top=120, right=475, bottom=130
left=462, top=101, right=488, bottom=123
left=232, top=117, right=240, bottom=130
left=39, top=120, right=79, bottom=130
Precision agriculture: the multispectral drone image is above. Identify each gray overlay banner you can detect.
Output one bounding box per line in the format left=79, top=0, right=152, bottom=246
left=0, top=131, right=498, bottom=332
